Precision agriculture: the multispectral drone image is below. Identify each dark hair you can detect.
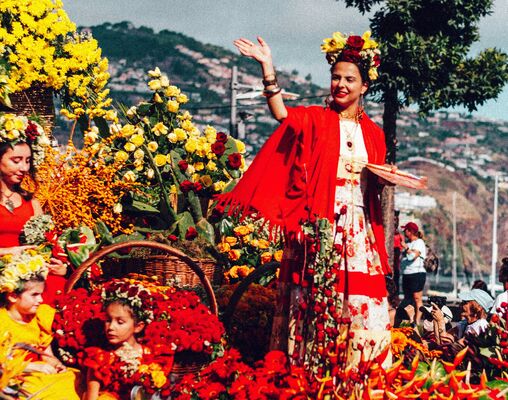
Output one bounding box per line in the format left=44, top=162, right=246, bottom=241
left=0, top=142, right=35, bottom=201
left=0, top=274, right=46, bottom=308
left=498, top=257, right=508, bottom=283
left=472, top=280, right=491, bottom=296
left=104, top=299, right=142, bottom=325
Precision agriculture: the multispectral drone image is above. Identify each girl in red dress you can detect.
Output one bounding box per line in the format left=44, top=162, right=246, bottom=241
left=0, top=116, right=67, bottom=305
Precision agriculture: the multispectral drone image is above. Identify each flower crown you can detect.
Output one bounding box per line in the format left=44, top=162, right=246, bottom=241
left=321, top=31, right=381, bottom=81
left=0, top=250, right=48, bottom=293
left=0, top=113, right=51, bottom=167
left=101, top=279, right=155, bottom=323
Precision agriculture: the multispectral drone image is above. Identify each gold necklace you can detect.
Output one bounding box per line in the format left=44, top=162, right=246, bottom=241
left=338, top=108, right=363, bottom=123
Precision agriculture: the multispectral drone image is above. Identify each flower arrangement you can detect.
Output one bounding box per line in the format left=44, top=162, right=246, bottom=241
left=0, top=250, right=48, bottom=293
left=33, top=143, right=135, bottom=234
left=0, top=0, right=114, bottom=121
left=0, top=113, right=51, bottom=167
left=52, top=278, right=224, bottom=367
left=321, top=31, right=381, bottom=81
left=216, top=217, right=283, bottom=284
left=0, top=332, right=28, bottom=397
left=103, top=67, right=246, bottom=242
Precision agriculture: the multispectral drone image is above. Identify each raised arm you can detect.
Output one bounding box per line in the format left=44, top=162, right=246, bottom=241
left=233, top=36, right=288, bottom=122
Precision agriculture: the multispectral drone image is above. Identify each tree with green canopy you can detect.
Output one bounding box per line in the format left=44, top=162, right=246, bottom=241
left=340, top=0, right=508, bottom=263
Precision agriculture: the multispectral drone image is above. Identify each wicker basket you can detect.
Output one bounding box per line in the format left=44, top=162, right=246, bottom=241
left=170, top=351, right=210, bottom=383
left=9, top=83, right=55, bottom=134
left=65, top=240, right=218, bottom=316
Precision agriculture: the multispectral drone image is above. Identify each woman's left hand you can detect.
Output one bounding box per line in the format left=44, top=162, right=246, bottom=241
left=48, top=258, right=68, bottom=276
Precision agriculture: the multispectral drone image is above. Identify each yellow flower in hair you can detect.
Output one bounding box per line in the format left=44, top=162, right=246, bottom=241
left=361, top=31, right=378, bottom=50
left=368, top=68, right=379, bottom=81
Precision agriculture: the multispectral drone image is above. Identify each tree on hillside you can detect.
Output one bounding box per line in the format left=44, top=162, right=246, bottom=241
left=340, top=0, right=508, bottom=264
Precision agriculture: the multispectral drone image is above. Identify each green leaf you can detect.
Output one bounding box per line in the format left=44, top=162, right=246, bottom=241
left=130, top=200, right=160, bottom=213
left=94, top=221, right=114, bottom=245
left=92, top=116, right=110, bottom=137
left=136, top=102, right=152, bottom=116
left=173, top=211, right=194, bottom=239
left=196, top=218, right=215, bottom=243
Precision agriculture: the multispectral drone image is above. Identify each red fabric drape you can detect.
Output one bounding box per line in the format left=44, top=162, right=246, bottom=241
left=217, top=106, right=391, bottom=274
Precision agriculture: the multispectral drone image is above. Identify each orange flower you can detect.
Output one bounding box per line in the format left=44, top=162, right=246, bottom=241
left=273, top=250, right=284, bottom=262
left=260, top=252, right=272, bottom=264
left=228, top=249, right=241, bottom=261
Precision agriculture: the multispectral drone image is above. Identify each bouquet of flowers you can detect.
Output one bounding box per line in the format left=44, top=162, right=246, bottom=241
left=103, top=67, right=246, bottom=242
left=0, top=0, right=114, bottom=121
left=216, top=217, right=283, bottom=284
left=0, top=250, right=48, bottom=293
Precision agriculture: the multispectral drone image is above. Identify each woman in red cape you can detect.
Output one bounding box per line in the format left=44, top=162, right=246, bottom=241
left=217, top=32, right=392, bottom=373
left=0, top=121, right=67, bottom=306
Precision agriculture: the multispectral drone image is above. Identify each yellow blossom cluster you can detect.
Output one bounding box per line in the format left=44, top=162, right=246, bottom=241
left=0, top=332, right=28, bottom=391
left=219, top=219, right=284, bottom=283
left=0, top=0, right=113, bottom=120
left=0, top=250, right=48, bottom=293
left=33, top=143, right=136, bottom=234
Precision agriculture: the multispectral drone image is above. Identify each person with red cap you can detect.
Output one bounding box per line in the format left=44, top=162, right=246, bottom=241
left=400, top=222, right=427, bottom=324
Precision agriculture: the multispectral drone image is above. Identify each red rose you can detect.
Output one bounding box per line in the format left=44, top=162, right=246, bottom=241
left=211, top=141, right=226, bottom=156
left=373, top=54, right=381, bottom=67
left=180, top=180, right=194, bottom=193
left=340, top=48, right=361, bottom=63
left=216, top=132, right=228, bottom=143
left=346, top=35, right=365, bottom=50
left=193, top=182, right=203, bottom=192
left=227, top=153, right=242, bottom=169
left=185, top=226, right=198, bottom=240
left=167, top=234, right=178, bottom=242
left=178, top=160, right=188, bottom=171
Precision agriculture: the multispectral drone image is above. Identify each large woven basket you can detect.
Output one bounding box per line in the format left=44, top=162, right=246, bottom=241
left=64, top=240, right=218, bottom=315
left=9, top=83, right=55, bottom=134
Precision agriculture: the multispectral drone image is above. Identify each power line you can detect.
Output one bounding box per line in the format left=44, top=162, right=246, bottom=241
left=185, top=94, right=326, bottom=111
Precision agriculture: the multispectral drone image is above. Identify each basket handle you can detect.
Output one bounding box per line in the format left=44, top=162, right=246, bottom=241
left=64, top=240, right=218, bottom=316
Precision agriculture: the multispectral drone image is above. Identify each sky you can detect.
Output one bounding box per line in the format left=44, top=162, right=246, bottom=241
left=63, top=0, right=508, bottom=121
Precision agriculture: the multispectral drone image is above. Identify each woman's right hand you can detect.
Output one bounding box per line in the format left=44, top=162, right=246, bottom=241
left=25, top=362, right=58, bottom=374
left=233, top=36, right=272, bottom=65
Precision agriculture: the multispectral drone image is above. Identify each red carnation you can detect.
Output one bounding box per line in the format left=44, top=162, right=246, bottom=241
left=216, top=131, right=228, bottom=143
left=211, top=141, right=226, bottom=156
left=227, top=153, right=242, bottom=169
left=185, top=226, right=198, bottom=240
left=178, top=160, right=188, bottom=171
left=25, top=121, right=40, bottom=141
left=340, top=48, right=361, bottom=63
left=346, top=35, right=365, bottom=50
left=180, top=180, right=194, bottom=193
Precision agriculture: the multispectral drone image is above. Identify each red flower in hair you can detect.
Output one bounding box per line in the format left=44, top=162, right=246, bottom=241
left=227, top=153, right=242, bottom=169
left=25, top=121, right=41, bottom=141
left=340, top=48, right=361, bottom=63
left=346, top=35, right=365, bottom=50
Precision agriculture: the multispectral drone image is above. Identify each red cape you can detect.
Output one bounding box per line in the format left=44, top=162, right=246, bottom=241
left=217, top=106, right=391, bottom=274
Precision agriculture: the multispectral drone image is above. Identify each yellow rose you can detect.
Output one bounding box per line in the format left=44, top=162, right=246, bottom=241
left=181, top=120, right=194, bottom=132
left=260, top=252, right=272, bottom=264
left=213, top=181, right=226, bottom=192
left=148, top=79, right=162, bottom=91
left=237, top=266, right=252, bottom=278
left=151, top=122, right=168, bottom=136
left=199, top=175, right=213, bottom=188
left=154, top=154, right=167, bottom=167
left=233, top=226, right=250, bottom=237
left=185, top=138, right=198, bottom=153
left=153, top=93, right=163, bottom=103
left=120, top=124, right=136, bottom=137
left=130, top=134, right=145, bottom=147
left=146, top=168, right=155, bottom=179
left=194, top=162, right=204, bottom=171
left=227, top=266, right=239, bottom=279
left=148, top=67, right=162, bottom=78
left=124, top=142, right=136, bottom=152
left=166, top=100, right=179, bottom=113
left=133, top=149, right=145, bottom=159
left=368, top=68, right=378, bottom=81
left=228, top=249, right=241, bottom=261
left=257, top=239, right=270, bottom=249
left=174, top=128, right=187, bottom=141
left=206, top=160, right=217, bottom=171
left=165, top=85, right=180, bottom=97
left=217, top=242, right=231, bottom=253
left=147, top=141, right=158, bottom=152
left=123, top=171, right=137, bottom=182
left=224, top=236, right=238, bottom=246
left=152, top=370, right=167, bottom=388
left=115, top=150, right=129, bottom=163
left=274, top=250, right=284, bottom=262
left=236, top=139, right=246, bottom=154
left=176, top=94, right=188, bottom=104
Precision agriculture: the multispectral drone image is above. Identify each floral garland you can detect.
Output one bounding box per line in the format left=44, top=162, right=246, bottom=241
left=101, top=279, right=155, bottom=323
left=0, top=250, right=48, bottom=293
left=321, top=31, right=381, bottom=81
left=0, top=113, right=51, bottom=167
left=0, top=0, right=114, bottom=121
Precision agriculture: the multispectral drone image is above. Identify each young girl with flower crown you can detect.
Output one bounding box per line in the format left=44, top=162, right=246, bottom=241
left=0, top=251, right=80, bottom=399
left=83, top=279, right=172, bottom=400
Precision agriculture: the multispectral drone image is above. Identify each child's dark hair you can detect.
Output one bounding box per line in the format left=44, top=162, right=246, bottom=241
left=104, top=299, right=142, bottom=325
left=499, top=257, right=508, bottom=284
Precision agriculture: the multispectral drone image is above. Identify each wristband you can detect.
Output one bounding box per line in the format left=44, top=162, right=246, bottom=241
left=263, top=86, right=282, bottom=96
left=262, top=76, right=278, bottom=87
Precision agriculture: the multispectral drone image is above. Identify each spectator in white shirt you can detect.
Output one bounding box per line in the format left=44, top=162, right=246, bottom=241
left=491, top=257, right=508, bottom=317
left=400, top=222, right=427, bottom=324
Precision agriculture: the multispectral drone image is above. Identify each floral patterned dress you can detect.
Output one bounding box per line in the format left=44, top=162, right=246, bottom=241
left=333, top=119, right=390, bottom=331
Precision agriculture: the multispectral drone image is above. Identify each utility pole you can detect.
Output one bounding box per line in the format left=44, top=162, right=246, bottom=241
left=230, top=65, right=238, bottom=138
left=452, top=191, right=457, bottom=298
left=490, top=174, right=499, bottom=297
